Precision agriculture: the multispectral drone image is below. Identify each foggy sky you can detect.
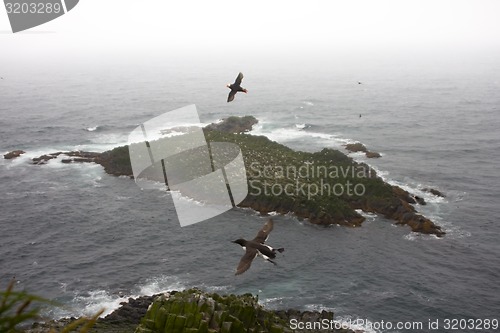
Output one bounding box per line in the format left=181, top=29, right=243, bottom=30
left=1, top=0, right=500, bottom=68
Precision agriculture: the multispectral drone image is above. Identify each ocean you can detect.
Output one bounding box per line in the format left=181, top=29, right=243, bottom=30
left=1, top=54, right=499, bottom=332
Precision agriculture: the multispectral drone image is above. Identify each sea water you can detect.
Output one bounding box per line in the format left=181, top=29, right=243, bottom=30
left=1, top=55, right=499, bottom=332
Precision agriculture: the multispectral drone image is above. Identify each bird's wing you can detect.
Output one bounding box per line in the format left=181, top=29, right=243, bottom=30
left=234, top=72, right=244, bottom=86
left=235, top=248, right=257, bottom=275
left=227, top=90, right=237, bottom=102
left=253, top=219, right=273, bottom=244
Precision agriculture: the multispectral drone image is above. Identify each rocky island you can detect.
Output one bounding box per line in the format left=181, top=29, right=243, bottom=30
left=6, top=115, right=445, bottom=236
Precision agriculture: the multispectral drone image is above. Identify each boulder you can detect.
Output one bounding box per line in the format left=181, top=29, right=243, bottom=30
left=365, top=151, right=381, bottom=158
left=422, top=187, right=446, bottom=198
left=3, top=150, right=25, bottom=159
left=344, top=143, right=381, bottom=158
left=204, top=116, right=258, bottom=133
left=344, top=142, right=367, bottom=153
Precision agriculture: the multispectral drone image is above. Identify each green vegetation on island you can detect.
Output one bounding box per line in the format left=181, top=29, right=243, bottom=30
left=134, top=289, right=354, bottom=333
left=93, top=116, right=444, bottom=236
left=18, top=115, right=443, bottom=236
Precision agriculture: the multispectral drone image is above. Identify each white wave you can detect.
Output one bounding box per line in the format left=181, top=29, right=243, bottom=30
left=295, top=123, right=306, bottom=130
left=302, top=101, right=315, bottom=106
left=404, top=232, right=419, bottom=241
left=335, top=315, right=381, bottom=333
left=302, top=304, right=377, bottom=332
left=137, top=275, right=187, bottom=296
left=251, top=122, right=263, bottom=132
left=50, top=289, right=130, bottom=319
left=170, top=190, right=207, bottom=207
left=85, top=126, right=99, bottom=132
left=303, top=303, right=336, bottom=312
left=250, top=121, right=350, bottom=149
left=126, top=122, right=210, bottom=148
left=259, top=295, right=297, bottom=309
left=426, top=214, right=471, bottom=239
left=86, top=133, right=129, bottom=150
left=355, top=209, right=378, bottom=220
left=51, top=275, right=189, bottom=319
left=196, top=284, right=230, bottom=293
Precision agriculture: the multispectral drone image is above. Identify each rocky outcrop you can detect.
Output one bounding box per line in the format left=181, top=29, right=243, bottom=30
left=350, top=186, right=443, bottom=236
left=204, top=116, right=258, bottom=133
left=344, top=143, right=381, bottom=158
left=25, top=290, right=355, bottom=333
left=25, top=295, right=157, bottom=333
left=3, top=150, right=25, bottom=159
left=238, top=194, right=365, bottom=228
left=31, top=149, right=133, bottom=177
left=32, top=151, right=101, bottom=165
left=423, top=188, right=446, bottom=198
left=32, top=152, right=62, bottom=164
left=135, top=289, right=354, bottom=333
left=97, top=146, right=133, bottom=177
left=365, top=151, right=381, bottom=158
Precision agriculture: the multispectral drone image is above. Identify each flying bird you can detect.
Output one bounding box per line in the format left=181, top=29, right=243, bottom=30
left=226, top=72, right=247, bottom=102
left=232, top=219, right=284, bottom=275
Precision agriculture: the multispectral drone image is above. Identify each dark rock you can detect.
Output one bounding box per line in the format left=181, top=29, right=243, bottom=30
left=100, top=294, right=158, bottom=325
left=205, top=115, right=258, bottom=133
left=61, top=158, right=96, bottom=164
left=344, top=143, right=381, bottom=159
left=350, top=186, right=444, bottom=237
left=66, top=151, right=101, bottom=159
left=96, top=146, right=133, bottom=177
left=33, top=151, right=101, bottom=165
left=344, top=143, right=367, bottom=153
left=4, top=150, right=25, bottom=159
left=365, top=151, right=381, bottom=158
left=423, top=187, right=446, bottom=198
left=32, top=152, right=62, bottom=165
left=414, top=195, right=426, bottom=205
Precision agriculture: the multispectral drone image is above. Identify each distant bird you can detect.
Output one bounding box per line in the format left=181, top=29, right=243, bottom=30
left=358, top=81, right=362, bottom=84
left=232, top=219, right=284, bottom=275
left=359, top=114, right=362, bottom=118
left=226, top=72, right=247, bottom=102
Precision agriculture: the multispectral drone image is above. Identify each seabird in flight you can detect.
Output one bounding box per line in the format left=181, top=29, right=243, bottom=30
left=232, top=219, right=284, bottom=275
left=227, top=72, right=247, bottom=102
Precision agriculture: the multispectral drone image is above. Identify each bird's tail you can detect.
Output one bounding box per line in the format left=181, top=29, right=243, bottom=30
left=277, top=248, right=285, bottom=253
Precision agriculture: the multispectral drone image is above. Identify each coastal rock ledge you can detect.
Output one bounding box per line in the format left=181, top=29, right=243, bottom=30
left=27, top=289, right=355, bottom=333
